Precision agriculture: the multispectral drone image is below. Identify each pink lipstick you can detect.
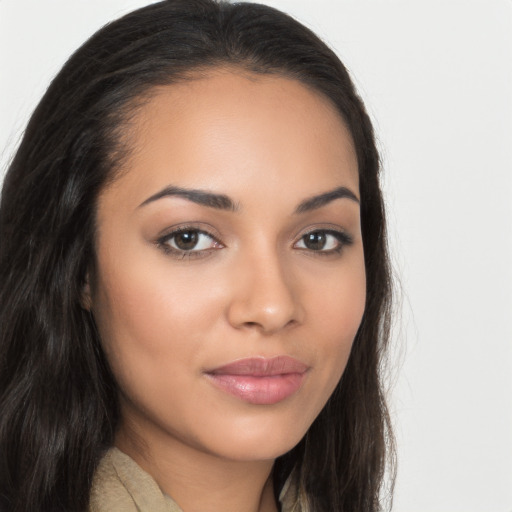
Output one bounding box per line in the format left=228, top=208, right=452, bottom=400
left=205, top=356, right=309, bottom=405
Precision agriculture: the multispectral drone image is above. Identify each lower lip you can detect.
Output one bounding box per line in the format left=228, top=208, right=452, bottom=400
left=206, top=372, right=306, bottom=405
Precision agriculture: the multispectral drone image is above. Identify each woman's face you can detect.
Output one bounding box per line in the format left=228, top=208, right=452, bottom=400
left=89, top=70, right=366, bottom=462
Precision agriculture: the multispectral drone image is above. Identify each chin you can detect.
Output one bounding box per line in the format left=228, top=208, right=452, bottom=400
left=211, top=438, right=301, bottom=463
left=194, top=416, right=309, bottom=462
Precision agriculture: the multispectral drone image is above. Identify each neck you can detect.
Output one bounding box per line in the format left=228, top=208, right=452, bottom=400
left=115, top=420, right=279, bottom=512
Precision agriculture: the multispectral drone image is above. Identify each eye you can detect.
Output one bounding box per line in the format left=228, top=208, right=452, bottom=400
left=158, top=227, right=222, bottom=257
left=294, top=229, right=353, bottom=253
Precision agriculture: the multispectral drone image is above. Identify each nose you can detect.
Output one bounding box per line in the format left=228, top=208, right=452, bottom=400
left=226, top=248, right=304, bottom=334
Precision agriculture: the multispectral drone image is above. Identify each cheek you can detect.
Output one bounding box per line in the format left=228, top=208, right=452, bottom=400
left=309, top=248, right=366, bottom=324
left=91, top=241, right=250, bottom=422
left=92, top=258, right=216, bottom=369
left=305, top=254, right=366, bottom=378
left=90, top=259, right=219, bottom=441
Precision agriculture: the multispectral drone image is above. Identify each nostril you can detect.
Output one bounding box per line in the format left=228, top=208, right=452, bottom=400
left=241, top=318, right=298, bottom=332
left=226, top=271, right=303, bottom=333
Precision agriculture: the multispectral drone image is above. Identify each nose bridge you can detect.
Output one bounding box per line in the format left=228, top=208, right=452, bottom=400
left=227, top=238, right=302, bottom=333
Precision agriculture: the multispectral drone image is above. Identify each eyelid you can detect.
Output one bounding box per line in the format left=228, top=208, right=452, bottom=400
left=155, top=221, right=221, bottom=240
left=154, top=222, right=354, bottom=259
left=292, top=223, right=353, bottom=241
left=155, top=223, right=224, bottom=259
left=292, top=226, right=354, bottom=253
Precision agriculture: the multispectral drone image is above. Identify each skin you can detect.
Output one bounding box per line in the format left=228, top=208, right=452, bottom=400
left=87, top=69, right=366, bottom=512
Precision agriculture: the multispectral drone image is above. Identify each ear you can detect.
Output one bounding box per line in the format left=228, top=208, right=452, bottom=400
left=80, top=272, right=93, bottom=311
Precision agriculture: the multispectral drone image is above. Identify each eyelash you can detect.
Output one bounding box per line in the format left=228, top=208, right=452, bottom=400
left=157, top=226, right=222, bottom=260
left=294, top=229, right=353, bottom=256
left=156, top=226, right=353, bottom=260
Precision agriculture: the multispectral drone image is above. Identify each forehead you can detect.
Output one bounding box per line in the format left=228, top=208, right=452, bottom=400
left=102, top=69, right=359, bottom=209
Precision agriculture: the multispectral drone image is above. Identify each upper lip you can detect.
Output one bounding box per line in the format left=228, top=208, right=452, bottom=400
left=206, top=356, right=309, bottom=377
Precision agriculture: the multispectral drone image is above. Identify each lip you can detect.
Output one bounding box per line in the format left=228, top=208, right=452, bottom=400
left=204, top=356, right=309, bottom=405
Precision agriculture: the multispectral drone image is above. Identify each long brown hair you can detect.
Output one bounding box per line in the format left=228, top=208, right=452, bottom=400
left=0, top=1, right=394, bottom=510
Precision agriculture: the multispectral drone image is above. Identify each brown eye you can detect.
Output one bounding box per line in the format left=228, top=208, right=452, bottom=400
left=159, top=228, right=222, bottom=255
left=173, top=230, right=199, bottom=250
left=294, top=229, right=353, bottom=253
left=303, top=232, right=327, bottom=250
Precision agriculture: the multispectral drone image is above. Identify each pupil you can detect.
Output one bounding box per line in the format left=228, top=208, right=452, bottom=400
left=304, top=232, right=326, bottom=250
left=175, top=231, right=198, bottom=250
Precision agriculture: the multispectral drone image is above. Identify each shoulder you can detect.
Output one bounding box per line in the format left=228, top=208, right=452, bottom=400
left=90, top=447, right=308, bottom=512
left=89, top=447, right=181, bottom=512
left=279, top=471, right=311, bottom=512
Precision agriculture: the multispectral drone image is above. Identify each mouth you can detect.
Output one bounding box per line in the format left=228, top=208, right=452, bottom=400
left=204, top=356, right=309, bottom=405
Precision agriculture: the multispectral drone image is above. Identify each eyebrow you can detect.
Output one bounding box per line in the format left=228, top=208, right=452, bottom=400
left=138, top=184, right=359, bottom=213
left=294, top=186, right=359, bottom=213
left=138, top=186, right=238, bottom=211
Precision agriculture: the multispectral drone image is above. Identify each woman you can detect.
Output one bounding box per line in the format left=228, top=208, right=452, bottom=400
left=0, top=1, right=394, bottom=511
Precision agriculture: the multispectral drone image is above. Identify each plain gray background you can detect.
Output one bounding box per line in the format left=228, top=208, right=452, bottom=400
left=1, top=1, right=511, bottom=511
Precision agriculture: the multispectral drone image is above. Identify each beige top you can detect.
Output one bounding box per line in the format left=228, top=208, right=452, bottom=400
left=89, top=447, right=307, bottom=512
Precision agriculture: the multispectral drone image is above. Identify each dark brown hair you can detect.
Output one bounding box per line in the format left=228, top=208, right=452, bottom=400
left=0, top=1, right=394, bottom=510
